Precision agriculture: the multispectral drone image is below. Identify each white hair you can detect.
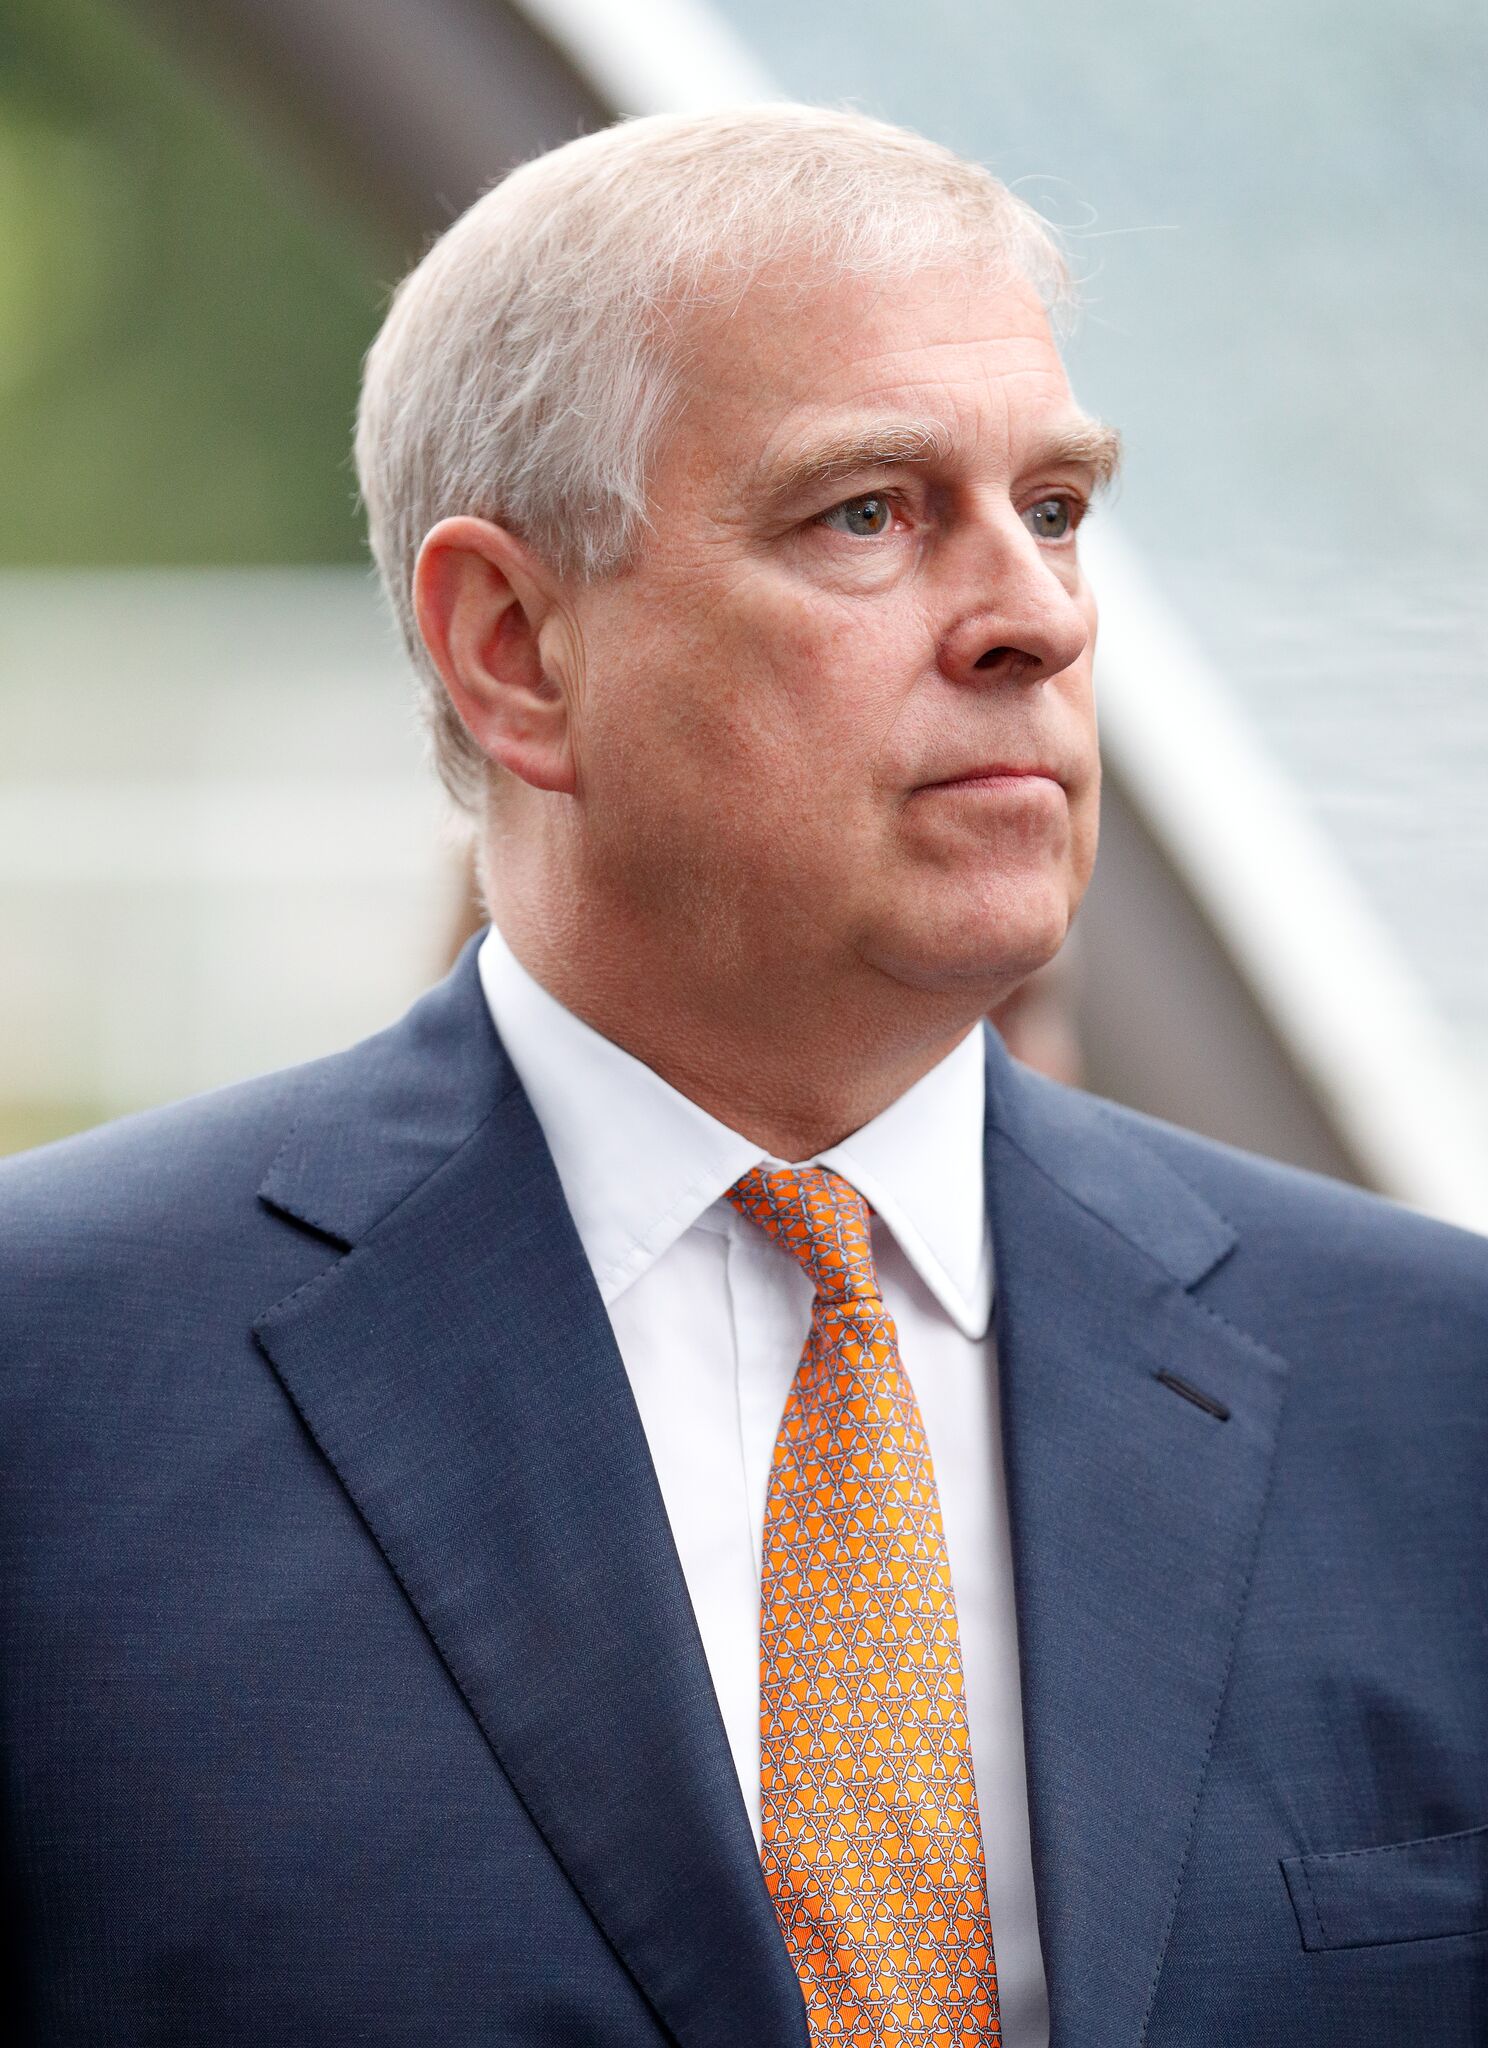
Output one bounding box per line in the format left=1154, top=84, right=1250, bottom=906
left=354, top=103, right=1071, bottom=813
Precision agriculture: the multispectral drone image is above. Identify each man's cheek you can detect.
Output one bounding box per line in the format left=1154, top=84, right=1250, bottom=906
left=742, top=580, right=871, bottom=684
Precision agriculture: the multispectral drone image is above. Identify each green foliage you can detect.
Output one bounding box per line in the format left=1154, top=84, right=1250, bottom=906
left=0, top=0, right=384, bottom=563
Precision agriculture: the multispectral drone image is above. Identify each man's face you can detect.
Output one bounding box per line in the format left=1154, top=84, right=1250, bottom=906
left=557, top=263, right=1111, bottom=1012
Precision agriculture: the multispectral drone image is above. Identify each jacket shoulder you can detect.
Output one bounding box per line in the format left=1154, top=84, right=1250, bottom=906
left=0, top=1058, right=356, bottom=1349
left=1032, top=1073, right=1488, bottom=1330
left=1109, top=1090, right=1482, bottom=1263
left=0, top=944, right=504, bottom=1332
left=0, top=1058, right=324, bottom=1247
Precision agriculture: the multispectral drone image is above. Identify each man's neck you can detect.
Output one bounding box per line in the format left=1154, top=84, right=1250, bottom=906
left=488, top=895, right=989, bottom=1163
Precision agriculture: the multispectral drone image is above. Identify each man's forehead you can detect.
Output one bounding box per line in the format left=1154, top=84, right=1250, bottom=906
left=677, top=258, right=1052, bottom=397
left=654, top=264, right=1121, bottom=513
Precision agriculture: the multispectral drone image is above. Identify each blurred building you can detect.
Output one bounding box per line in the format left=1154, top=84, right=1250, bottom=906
left=1, top=0, right=1484, bottom=1226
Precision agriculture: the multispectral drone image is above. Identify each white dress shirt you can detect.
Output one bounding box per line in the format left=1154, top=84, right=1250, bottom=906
left=478, top=924, right=1049, bottom=2047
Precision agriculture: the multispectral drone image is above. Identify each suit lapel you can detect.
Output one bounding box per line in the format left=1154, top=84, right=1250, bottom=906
left=254, top=948, right=806, bottom=2048
left=983, top=1036, right=1289, bottom=2048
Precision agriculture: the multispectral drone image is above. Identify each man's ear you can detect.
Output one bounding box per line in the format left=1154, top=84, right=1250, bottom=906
left=412, top=516, right=578, bottom=796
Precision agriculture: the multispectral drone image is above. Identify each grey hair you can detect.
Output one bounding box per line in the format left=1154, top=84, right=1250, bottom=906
left=354, top=103, right=1072, bottom=813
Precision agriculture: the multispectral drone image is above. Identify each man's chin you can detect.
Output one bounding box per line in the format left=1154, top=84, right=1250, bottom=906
left=863, top=913, right=1073, bottom=1007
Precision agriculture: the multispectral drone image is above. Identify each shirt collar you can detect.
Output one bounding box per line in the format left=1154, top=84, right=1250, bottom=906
left=477, top=923, right=993, bottom=1338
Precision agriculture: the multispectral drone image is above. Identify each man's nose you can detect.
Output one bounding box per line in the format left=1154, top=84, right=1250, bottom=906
left=936, top=521, right=1090, bottom=688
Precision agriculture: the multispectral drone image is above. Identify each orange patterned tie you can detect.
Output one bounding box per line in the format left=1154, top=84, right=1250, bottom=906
left=728, top=1165, right=1001, bottom=2047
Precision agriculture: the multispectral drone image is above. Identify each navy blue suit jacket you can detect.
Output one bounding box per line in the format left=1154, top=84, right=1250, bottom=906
left=3, top=940, right=1485, bottom=2044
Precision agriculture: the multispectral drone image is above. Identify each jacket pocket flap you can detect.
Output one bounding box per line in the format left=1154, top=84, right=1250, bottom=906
left=1282, top=1823, right=1488, bottom=1951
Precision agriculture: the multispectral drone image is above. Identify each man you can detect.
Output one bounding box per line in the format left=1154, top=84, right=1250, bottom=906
left=2, top=104, right=1484, bottom=2046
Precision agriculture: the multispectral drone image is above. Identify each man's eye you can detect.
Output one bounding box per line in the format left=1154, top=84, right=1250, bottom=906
left=1023, top=496, right=1073, bottom=541
left=820, top=493, right=894, bottom=537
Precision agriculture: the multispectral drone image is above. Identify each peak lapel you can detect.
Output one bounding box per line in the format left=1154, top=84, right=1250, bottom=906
left=983, top=1039, right=1288, bottom=2048
left=254, top=951, right=805, bottom=2048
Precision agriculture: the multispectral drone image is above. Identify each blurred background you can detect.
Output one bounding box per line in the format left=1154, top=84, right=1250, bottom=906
left=2, top=0, right=1485, bottom=1225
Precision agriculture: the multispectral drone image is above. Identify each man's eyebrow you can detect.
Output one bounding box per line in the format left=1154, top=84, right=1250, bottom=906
left=755, top=418, right=955, bottom=506
left=1030, top=417, right=1123, bottom=492
left=754, top=412, right=1122, bottom=507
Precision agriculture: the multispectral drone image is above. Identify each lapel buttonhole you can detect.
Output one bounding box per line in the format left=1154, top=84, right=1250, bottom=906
left=1153, top=1369, right=1231, bottom=1422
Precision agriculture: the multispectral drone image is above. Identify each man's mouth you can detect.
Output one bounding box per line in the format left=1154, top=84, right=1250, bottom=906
left=918, top=762, right=1063, bottom=791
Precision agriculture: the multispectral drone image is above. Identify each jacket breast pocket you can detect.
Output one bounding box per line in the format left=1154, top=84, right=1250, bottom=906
left=1281, top=1823, right=1488, bottom=1951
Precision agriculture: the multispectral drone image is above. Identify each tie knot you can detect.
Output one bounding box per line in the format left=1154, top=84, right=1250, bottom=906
left=727, top=1165, right=881, bottom=1304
